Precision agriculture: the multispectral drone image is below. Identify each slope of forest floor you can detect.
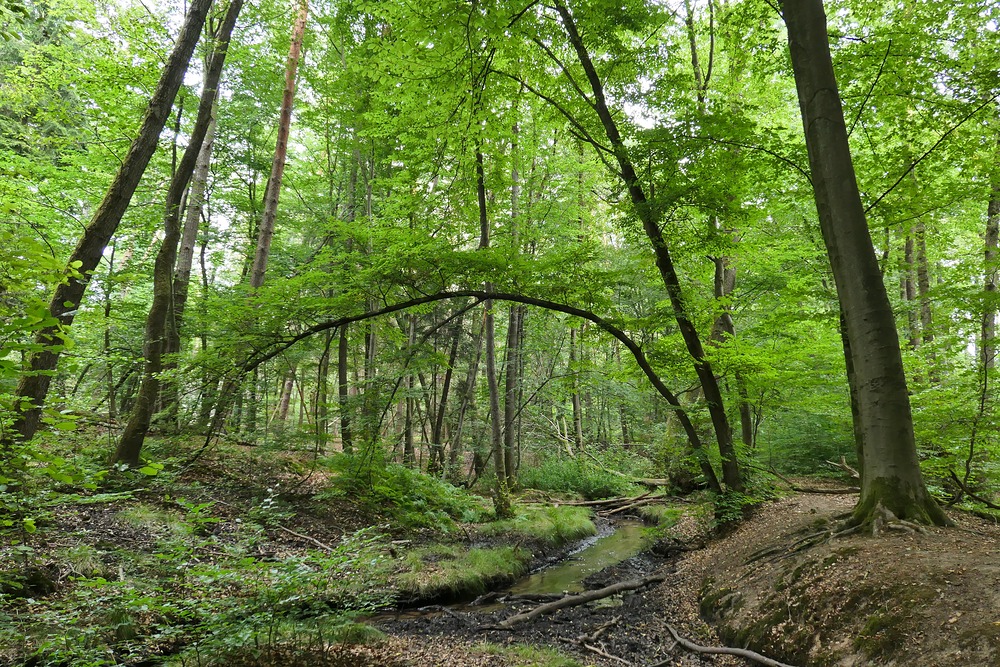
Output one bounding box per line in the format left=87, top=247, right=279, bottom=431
left=3, top=437, right=1000, bottom=667
left=695, top=490, right=1000, bottom=666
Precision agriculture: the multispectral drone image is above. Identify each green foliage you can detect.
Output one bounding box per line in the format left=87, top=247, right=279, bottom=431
left=474, top=642, right=584, bottom=667
left=518, top=453, right=643, bottom=500
left=480, top=505, right=596, bottom=549
left=2, top=529, right=392, bottom=666
left=395, top=544, right=530, bottom=600
left=318, top=452, right=490, bottom=530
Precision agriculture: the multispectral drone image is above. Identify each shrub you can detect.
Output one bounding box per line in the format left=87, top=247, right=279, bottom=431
left=518, top=455, right=641, bottom=499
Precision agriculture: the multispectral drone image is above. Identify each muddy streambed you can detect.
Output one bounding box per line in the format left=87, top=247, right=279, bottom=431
left=375, top=520, right=719, bottom=666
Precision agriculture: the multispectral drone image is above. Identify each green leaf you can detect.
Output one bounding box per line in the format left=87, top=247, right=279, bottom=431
left=22, top=518, right=36, bottom=533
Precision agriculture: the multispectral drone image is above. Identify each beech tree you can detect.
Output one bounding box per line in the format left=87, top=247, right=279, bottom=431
left=781, top=0, right=949, bottom=526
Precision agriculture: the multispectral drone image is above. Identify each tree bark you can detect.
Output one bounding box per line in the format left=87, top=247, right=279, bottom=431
left=554, top=0, right=740, bottom=491
left=781, top=0, right=948, bottom=526
left=477, top=149, right=511, bottom=516
left=430, top=311, right=461, bottom=475
left=249, top=0, right=308, bottom=289
left=7, top=0, right=215, bottom=445
left=984, top=185, right=1000, bottom=368
left=338, top=324, right=353, bottom=453
left=112, top=0, right=243, bottom=466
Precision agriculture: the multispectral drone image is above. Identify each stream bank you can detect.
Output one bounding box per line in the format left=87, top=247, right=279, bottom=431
left=373, top=512, right=730, bottom=667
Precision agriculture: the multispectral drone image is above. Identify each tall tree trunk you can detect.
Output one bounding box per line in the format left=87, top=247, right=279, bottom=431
left=477, top=149, right=511, bottom=517
left=782, top=0, right=948, bottom=526
left=554, top=0, right=741, bottom=491
left=103, top=245, right=118, bottom=421
left=6, top=0, right=214, bottom=446
left=316, top=330, right=332, bottom=453
left=451, top=315, right=484, bottom=479
left=276, top=368, right=295, bottom=421
left=114, top=0, right=242, bottom=466
left=984, top=184, right=1000, bottom=369
left=403, top=316, right=416, bottom=466
left=569, top=325, right=584, bottom=451
left=903, top=231, right=919, bottom=348
left=249, top=0, right=308, bottom=289
left=430, top=311, right=462, bottom=475
left=502, top=127, right=522, bottom=486
left=338, top=325, right=353, bottom=453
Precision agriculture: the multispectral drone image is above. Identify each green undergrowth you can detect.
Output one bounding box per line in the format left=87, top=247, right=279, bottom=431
left=479, top=505, right=596, bottom=548
left=394, top=544, right=530, bottom=601
left=317, top=452, right=491, bottom=532
left=517, top=452, right=645, bottom=499
left=474, top=642, right=584, bottom=666
left=1, top=526, right=393, bottom=666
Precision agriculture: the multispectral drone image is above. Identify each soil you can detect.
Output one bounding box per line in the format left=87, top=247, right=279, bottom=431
left=373, top=491, right=1000, bottom=667
left=9, top=453, right=1000, bottom=667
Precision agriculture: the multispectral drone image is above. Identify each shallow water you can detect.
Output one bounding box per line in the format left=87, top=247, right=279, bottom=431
left=506, top=520, right=649, bottom=595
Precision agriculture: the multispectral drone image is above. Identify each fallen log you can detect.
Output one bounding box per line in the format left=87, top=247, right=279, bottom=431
left=555, top=491, right=653, bottom=507
left=653, top=624, right=800, bottom=667
left=492, top=572, right=667, bottom=630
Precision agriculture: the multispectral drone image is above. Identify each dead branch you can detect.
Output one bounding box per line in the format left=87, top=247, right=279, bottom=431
left=766, top=467, right=858, bottom=494
left=653, top=624, right=800, bottom=667
left=600, top=496, right=661, bottom=516
left=556, top=491, right=652, bottom=507
left=824, top=456, right=860, bottom=479
left=949, top=470, right=1000, bottom=510
left=493, top=572, right=667, bottom=630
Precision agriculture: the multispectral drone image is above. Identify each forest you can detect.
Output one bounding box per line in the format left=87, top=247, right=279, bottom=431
left=2, top=0, right=1000, bottom=664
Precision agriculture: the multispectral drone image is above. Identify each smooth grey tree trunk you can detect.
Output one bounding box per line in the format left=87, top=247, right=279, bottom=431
left=249, top=0, right=308, bottom=289
left=782, top=0, right=948, bottom=526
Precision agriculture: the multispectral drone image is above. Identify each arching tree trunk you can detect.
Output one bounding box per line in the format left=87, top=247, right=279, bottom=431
left=554, top=0, right=741, bottom=491
left=6, top=0, right=214, bottom=447
left=782, top=0, right=948, bottom=526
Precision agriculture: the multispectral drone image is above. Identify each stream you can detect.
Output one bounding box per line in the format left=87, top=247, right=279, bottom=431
left=507, top=519, right=650, bottom=595
left=376, top=516, right=718, bottom=666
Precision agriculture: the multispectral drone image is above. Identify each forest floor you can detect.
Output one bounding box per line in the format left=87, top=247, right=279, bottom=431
left=369, top=487, right=1000, bottom=667
left=4, top=439, right=1000, bottom=666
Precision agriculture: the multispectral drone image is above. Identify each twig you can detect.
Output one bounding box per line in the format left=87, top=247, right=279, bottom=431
left=493, top=573, right=666, bottom=629
left=950, top=470, right=1000, bottom=511
left=275, top=524, right=337, bottom=552
left=583, top=643, right=633, bottom=665
left=656, top=624, right=800, bottom=667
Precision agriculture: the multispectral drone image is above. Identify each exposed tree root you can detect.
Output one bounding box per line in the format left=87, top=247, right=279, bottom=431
left=491, top=573, right=667, bottom=630
left=653, top=624, right=800, bottom=667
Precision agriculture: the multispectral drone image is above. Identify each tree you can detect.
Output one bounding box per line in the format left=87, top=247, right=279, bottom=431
left=781, top=0, right=949, bottom=526
left=6, top=0, right=214, bottom=445
left=114, top=0, right=244, bottom=466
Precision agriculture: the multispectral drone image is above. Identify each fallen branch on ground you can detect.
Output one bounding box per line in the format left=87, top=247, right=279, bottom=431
left=492, top=573, right=667, bottom=630
left=652, top=624, right=799, bottom=667
left=555, top=491, right=652, bottom=507
left=767, top=467, right=859, bottom=495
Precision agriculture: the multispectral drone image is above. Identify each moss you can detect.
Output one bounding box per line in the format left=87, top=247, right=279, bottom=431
left=850, top=476, right=952, bottom=528
left=853, top=612, right=908, bottom=660
left=480, top=505, right=596, bottom=548
left=395, top=545, right=530, bottom=602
